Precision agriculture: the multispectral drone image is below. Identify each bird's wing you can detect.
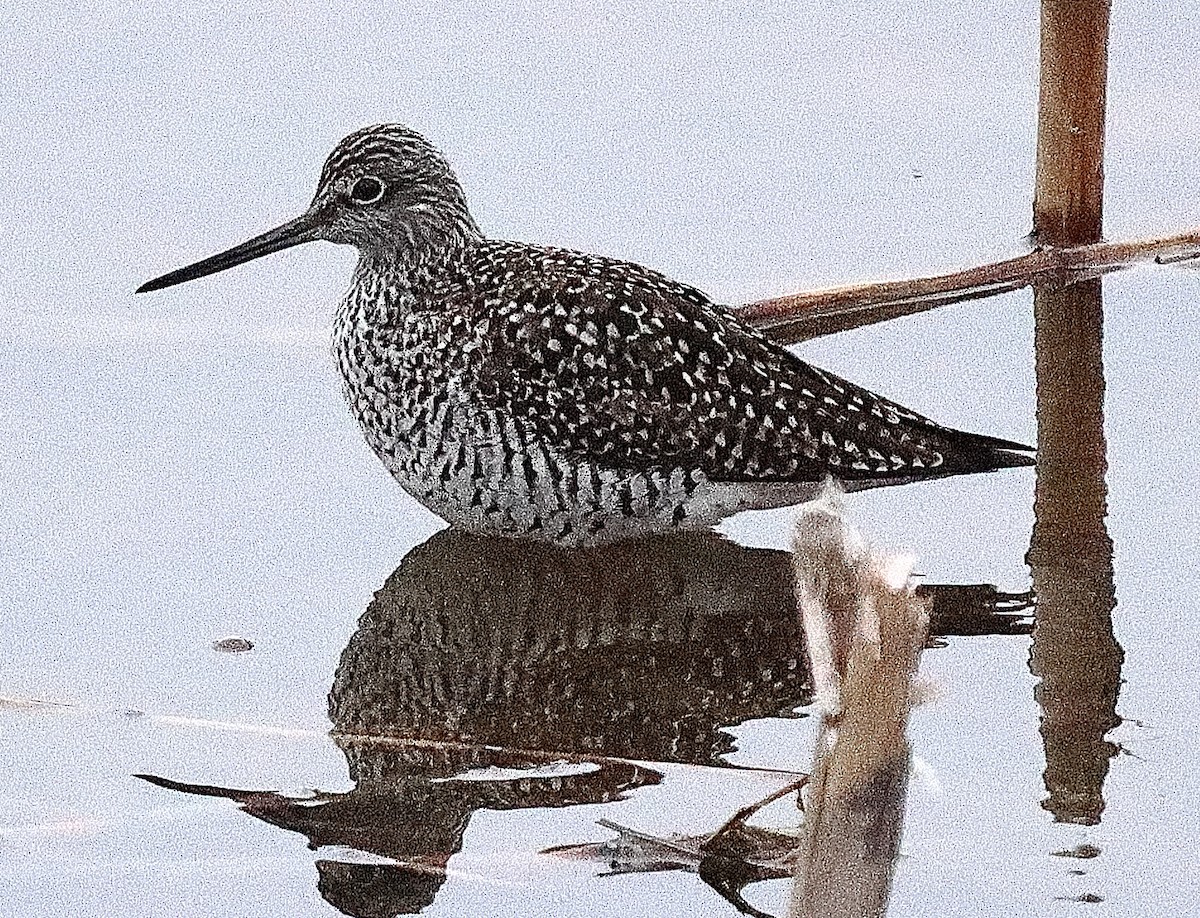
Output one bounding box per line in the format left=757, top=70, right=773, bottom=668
left=466, top=246, right=1030, bottom=483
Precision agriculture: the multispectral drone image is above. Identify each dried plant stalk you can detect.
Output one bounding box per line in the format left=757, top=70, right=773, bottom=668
left=737, top=228, right=1200, bottom=344
left=1033, top=0, right=1109, bottom=244
left=789, top=492, right=930, bottom=918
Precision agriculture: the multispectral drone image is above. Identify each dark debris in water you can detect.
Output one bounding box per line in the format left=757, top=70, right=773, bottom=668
left=1052, top=843, right=1102, bottom=859
left=212, top=636, right=255, bottom=653
left=1055, top=893, right=1105, bottom=904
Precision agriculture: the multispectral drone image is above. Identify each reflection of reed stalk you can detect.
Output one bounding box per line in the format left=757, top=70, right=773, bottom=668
left=1027, top=270, right=1123, bottom=828
left=1024, top=0, right=1125, bottom=826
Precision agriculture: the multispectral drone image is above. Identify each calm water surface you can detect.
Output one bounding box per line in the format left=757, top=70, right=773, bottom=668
left=3, top=3, right=1199, bottom=916
left=5, top=275, right=1197, bottom=917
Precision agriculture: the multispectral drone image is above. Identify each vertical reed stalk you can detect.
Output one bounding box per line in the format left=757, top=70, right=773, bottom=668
left=1028, top=0, right=1123, bottom=825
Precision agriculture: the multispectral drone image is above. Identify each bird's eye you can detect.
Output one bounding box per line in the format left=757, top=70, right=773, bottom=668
left=348, top=176, right=386, bottom=204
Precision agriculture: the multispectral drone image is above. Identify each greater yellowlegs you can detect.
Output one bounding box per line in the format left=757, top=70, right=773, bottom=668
left=138, top=124, right=1032, bottom=545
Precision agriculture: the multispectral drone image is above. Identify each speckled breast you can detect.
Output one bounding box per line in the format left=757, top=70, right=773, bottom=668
left=331, top=284, right=716, bottom=545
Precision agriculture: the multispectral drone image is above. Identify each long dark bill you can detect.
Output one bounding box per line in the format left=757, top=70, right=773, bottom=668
left=136, top=210, right=323, bottom=293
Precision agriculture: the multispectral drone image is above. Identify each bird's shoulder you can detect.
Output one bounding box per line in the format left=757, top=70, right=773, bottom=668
left=440, top=240, right=779, bottom=375
left=442, top=240, right=774, bottom=381
left=445, top=241, right=711, bottom=321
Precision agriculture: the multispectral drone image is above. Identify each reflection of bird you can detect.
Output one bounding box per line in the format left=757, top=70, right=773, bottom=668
left=329, top=530, right=813, bottom=766
left=138, top=124, right=1033, bottom=545
left=138, top=531, right=810, bottom=918
left=137, top=530, right=1031, bottom=917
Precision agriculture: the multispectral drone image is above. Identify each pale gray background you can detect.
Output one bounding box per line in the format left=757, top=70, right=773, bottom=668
left=2, top=3, right=1198, bottom=917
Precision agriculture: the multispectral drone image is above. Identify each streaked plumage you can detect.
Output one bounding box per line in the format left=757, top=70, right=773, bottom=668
left=140, top=123, right=1033, bottom=545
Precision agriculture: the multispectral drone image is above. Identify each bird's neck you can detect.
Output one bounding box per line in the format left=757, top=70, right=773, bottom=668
left=346, top=233, right=476, bottom=323
left=361, top=206, right=483, bottom=289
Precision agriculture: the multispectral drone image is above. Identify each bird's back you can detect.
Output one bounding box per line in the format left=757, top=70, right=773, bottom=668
left=431, top=240, right=1033, bottom=487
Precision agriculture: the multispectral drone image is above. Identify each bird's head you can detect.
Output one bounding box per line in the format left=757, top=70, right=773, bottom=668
left=138, top=124, right=480, bottom=294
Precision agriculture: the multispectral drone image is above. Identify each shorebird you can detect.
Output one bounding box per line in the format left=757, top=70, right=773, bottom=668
left=138, top=124, right=1033, bottom=546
